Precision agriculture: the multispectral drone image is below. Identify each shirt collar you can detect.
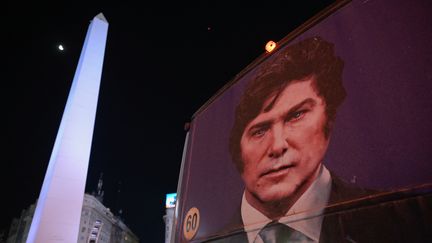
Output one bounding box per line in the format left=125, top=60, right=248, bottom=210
left=241, top=165, right=332, bottom=243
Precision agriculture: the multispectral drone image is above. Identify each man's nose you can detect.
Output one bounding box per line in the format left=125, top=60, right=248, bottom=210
left=268, top=128, right=288, bottom=158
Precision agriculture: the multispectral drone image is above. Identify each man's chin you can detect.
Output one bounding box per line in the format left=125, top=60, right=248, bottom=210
left=256, top=185, right=296, bottom=204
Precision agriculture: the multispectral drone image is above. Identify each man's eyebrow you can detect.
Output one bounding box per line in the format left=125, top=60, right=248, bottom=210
left=246, top=98, right=317, bottom=133
left=284, top=98, right=317, bottom=116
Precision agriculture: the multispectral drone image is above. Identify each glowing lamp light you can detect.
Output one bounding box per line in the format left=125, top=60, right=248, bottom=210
left=265, top=40, right=276, bottom=53
left=58, top=44, right=64, bottom=51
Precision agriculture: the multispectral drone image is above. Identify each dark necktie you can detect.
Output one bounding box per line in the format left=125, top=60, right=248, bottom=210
left=258, top=221, right=294, bottom=243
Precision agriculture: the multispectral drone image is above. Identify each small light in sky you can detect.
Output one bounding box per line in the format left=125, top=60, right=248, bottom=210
left=58, top=44, right=64, bottom=51
left=207, top=27, right=211, bottom=31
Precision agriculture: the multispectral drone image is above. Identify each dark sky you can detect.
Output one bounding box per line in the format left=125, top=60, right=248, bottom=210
left=5, top=1, right=336, bottom=241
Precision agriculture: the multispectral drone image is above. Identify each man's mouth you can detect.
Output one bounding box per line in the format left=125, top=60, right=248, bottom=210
left=261, top=164, right=294, bottom=178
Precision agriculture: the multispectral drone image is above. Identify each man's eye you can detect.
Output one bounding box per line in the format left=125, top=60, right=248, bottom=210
left=251, top=128, right=266, bottom=137
left=293, top=111, right=303, bottom=118
left=289, top=110, right=306, bottom=121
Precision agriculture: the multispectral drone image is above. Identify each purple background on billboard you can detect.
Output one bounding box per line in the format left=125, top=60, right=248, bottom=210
left=178, top=0, right=432, bottom=240
left=299, top=0, right=432, bottom=190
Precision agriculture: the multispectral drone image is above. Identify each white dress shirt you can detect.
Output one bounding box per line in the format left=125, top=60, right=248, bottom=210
left=241, top=165, right=332, bottom=243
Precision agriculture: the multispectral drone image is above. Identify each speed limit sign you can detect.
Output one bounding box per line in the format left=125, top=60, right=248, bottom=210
left=183, top=207, right=200, bottom=240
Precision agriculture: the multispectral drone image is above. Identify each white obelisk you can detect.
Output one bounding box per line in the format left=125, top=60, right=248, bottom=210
left=27, top=13, right=108, bottom=243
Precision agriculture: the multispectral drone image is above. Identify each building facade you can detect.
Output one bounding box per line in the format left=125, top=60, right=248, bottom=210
left=78, top=194, right=139, bottom=243
left=163, top=193, right=176, bottom=243
left=6, top=204, right=35, bottom=243
left=6, top=194, right=138, bottom=243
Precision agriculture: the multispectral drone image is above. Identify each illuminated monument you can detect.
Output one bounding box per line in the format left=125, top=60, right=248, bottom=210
left=27, top=13, right=108, bottom=243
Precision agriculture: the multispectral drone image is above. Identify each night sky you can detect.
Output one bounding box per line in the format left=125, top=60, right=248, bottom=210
left=5, top=2, right=336, bottom=241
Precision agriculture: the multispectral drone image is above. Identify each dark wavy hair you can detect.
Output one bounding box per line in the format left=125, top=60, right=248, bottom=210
left=229, top=36, right=346, bottom=173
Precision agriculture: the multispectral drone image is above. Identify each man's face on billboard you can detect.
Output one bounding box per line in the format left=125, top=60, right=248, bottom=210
left=240, top=78, right=330, bottom=209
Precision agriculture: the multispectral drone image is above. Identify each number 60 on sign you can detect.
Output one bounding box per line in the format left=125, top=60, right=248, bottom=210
left=183, top=207, right=200, bottom=240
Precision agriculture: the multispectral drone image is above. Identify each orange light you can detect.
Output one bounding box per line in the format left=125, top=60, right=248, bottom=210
left=265, top=40, right=277, bottom=53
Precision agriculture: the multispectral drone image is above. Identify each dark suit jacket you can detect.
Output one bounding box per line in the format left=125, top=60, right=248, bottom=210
left=203, top=174, right=432, bottom=243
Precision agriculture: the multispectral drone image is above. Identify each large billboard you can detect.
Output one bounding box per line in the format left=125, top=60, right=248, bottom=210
left=173, top=0, right=432, bottom=242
